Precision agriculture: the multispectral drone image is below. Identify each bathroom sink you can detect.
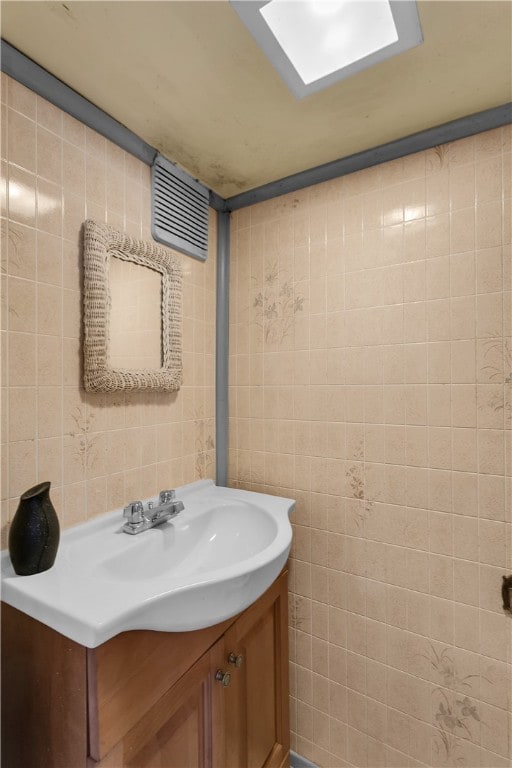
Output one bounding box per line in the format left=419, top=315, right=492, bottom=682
left=1, top=480, right=294, bottom=647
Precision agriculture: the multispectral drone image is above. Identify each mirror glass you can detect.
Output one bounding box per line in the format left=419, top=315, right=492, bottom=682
left=109, top=257, right=162, bottom=370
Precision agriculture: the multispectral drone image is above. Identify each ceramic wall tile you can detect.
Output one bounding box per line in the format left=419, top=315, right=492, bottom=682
left=8, top=108, right=36, bottom=173
left=1, top=75, right=216, bottom=547
left=230, top=127, right=512, bottom=767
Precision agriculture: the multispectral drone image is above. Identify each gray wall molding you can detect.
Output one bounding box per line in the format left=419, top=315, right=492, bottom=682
left=226, top=102, right=512, bottom=210
left=1, top=39, right=157, bottom=166
left=290, top=750, right=319, bottom=768
left=4, top=37, right=510, bottom=216
left=209, top=189, right=230, bottom=213
left=0, top=39, right=227, bottom=213
left=215, top=211, right=230, bottom=487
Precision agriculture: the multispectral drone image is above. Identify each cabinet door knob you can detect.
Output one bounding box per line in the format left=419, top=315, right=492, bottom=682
left=228, top=652, right=244, bottom=668
left=215, top=669, right=231, bottom=687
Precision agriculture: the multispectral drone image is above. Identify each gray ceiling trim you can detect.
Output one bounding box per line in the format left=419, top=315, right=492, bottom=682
left=209, top=190, right=230, bottom=213
left=226, top=102, right=512, bottom=211
left=3, top=38, right=509, bottom=214
left=0, top=39, right=228, bottom=213
left=290, top=751, right=319, bottom=768
left=1, top=39, right=157, bottom=166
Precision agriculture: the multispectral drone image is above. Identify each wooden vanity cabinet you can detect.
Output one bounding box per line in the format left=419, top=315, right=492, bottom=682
left=1, top=570, right=289, bottom=768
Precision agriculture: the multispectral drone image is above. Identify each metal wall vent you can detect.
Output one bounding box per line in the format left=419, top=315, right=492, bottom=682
left=151, top=154, right=209, bottom=261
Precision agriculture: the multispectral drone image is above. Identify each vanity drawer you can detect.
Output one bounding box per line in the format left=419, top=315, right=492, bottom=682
left=87, top=618, right=233, bottom=761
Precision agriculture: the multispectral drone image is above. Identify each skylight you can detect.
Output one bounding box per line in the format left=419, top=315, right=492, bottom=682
left=260, top=0, right=399, bottom=85
left=231, top=0, right=423, bottom=99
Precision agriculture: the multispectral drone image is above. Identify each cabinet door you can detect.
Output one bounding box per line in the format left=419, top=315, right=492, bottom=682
left=96, top=638, right=226, bottom=768
left=224, top=571, right=289, bottom=768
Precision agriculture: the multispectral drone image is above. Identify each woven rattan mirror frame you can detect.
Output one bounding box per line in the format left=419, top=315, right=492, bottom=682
left=82, top=219, right=182, bottom=392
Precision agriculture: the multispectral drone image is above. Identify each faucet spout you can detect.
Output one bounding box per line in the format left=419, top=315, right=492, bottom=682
left=122, top=491, right=184, bottom=535
left=147, top=499, right=184, bottom=523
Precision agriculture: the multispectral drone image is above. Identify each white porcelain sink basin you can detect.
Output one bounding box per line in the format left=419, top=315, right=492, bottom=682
left=1, top=480, right=294, bottom=647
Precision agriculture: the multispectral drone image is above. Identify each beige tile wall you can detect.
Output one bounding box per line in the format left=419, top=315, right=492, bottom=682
left=229, top=128, right=512, bottom=767
left=1, top=74, right=216, bottom=542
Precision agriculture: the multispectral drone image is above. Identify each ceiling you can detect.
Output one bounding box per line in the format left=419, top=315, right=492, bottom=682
left=1, top=1, right=511, bottom=198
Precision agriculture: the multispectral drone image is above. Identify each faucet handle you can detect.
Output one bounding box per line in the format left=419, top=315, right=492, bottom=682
left=159, top=489, right=176, bottom=504
left=123, top=501, right=144, bottom=523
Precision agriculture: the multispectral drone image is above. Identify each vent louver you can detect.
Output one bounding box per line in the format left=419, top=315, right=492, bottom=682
left=151, top=154, right=209, bottom=261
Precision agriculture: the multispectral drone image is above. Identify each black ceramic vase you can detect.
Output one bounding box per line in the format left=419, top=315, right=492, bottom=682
left=8, top=481, right=60, bottom=576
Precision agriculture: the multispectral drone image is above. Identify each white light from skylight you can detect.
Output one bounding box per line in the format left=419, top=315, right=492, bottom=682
left=260, top=0, right=399, bottom=85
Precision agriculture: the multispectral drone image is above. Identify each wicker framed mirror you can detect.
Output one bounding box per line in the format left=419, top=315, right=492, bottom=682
left=82, top=219, right=182, bottom=393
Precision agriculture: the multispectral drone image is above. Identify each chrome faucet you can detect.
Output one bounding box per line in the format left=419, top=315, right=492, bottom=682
left=122, top=490, right=184, bottom=535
